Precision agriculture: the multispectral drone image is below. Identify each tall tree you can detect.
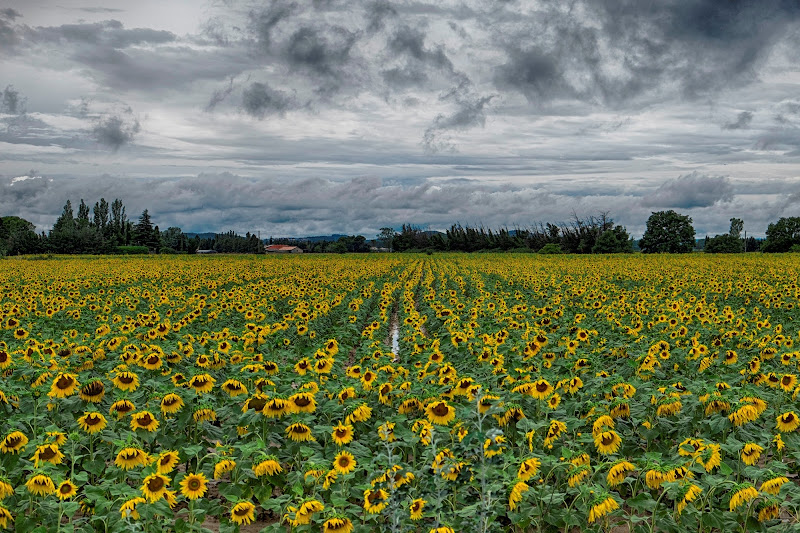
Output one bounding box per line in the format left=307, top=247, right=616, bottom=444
left=93, top=198, right=110, bottom=233
left=729, top=218, right=744, bottom=239
left=49, top=200, right=76, bottom=253
left=639, top=210, right=696, bottom=254
left=762, top=217, right=800, bottom=252
left=377, top=227, right=395, bottom=251
left=76, top=199, right=91, bottom=229
left=133, top=209, right=158, bottom=251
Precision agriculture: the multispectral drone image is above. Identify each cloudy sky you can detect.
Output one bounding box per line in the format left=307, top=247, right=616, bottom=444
left=1, top=0, right=799, bottom=238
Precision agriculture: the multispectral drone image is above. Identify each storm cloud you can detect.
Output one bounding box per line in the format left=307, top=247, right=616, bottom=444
left=1, top=0, right=799, bottom=237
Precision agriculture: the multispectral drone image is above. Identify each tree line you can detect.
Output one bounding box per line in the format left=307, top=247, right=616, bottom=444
left=0, top=198, right=264, bottom=256
left=2, top=201, right=799, bottom=256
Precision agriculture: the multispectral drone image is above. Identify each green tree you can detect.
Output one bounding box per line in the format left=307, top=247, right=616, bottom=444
left=49, top=200, right=76, bottom=253
left=639, top=210, right=696, bottom=253
left=729, top=217, right=744, bottom=239
left=377, top=227, right=395, bottom=251
left=762, top=217, right=800, bottom=253
left=705, top=234, right=743, bottom=253
left=592, top=225, right=633, bottom=253
left=133, top=209, right=159, bottom=251
left=0, top=216, right=41, bottom=255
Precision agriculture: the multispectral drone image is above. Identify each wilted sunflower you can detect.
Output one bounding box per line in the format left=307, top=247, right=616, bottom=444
left=594, top=430, right=622, bottom=455
left=159, top=393, right=184, bottom=415
left=0, top=431, right=28, bottom=454
left=364, top=488, right=389, bottom=514
left=508, top=480, right=529, bottom=511
left=729, top=484, right=758, bottom=512
left=109, top=399, right=135, bottom=418
left=49, top=373, right=79, bottom=398
left=410, top=498, right=426, bottom=520
left=188, top=374, right=215, bottom=394
left=333, top=451, right=356, bottom=475
left=426, top=400, right=455, bottom=425
left=180, top=472, right=208, bottom=500
left=230, top=501, right=256, bottom=525
left=30, top=444, right=65, bottom=467
left=26, top=474, right=56, bottom=496
left=607, top=460, right=636, bottom=487
left=155, top=451, right=180, bottom=474
left=757, top=500, right=781, bottom=522
left=78, top=412, right=107, bottom=434
left=322, top=517, right=354, bottom=533
left=761, top=476, right=789, bottom=495
left=588, top=494, right=619, bottom=523
left=112, top=371, right=139, bottom=392
left=288, top=392, right=317, bottom=414
left=776, top=411, right=800, bottom=432
left=214, top=459, right=236, bottom=479
left=253, top=457, right=283, bottom=476
left=130, top=411, right=159, bottom=432
left=79, top=380, right=105, bottom=402
left=0, top=479, right=13, bottom=499
left=115, top=447, right=149, bottom=470
left=741, top=443, right=764, bottom=466
left=57, top=480, right=78, bottom=500
left=221, top=379, right=248, bottom=397
left=193, top=407, right=217, bottom=423
left=141, top=473, right=170, bottom=502
left=345, top=403, right=372, bottom=425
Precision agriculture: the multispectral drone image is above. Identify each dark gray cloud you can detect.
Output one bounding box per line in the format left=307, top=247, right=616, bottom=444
left=1, top=85, right=26, bottom=114
left=723, top=111, right=753, bottom=130
left=73, top=7, right=125, bottom=14
left=365, top=1, right=397, bottom=34
left=91, top=111, right=140, bottom=151
left=1, top=8, right=22, bottom=20
left=423, top=81, right=494, bottom=152
left=642, top=172, right=735, bottom=209
left=25, top=19, right=174, bottom=48
left=241, top=81, right=294, bottom=118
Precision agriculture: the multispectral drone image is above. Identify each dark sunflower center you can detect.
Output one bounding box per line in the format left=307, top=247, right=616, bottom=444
left=338, top=457, right=350, bottom=467
left=783, top=413, right=795, bottom=423
left=147, top=356, right=159, bottom=364
left=432, top=403, right=449, bottom=416
left=164, top=396, right=178, bottom=406
left=7, top=436, right=21, bottom=447
left=292, top=425, right=308, bottom=434
left=249, top=398, right=267, bottom=410
left=86, top=415, right=102, bottom=425
left=294, top=397, right=311, bottom=407
left=118, top=375, right=134, bottom=384
left=782, top=376, right=792, bottom=386
left=335, top=429, right=348, bottom=438
left=147, top=477, right=165, bottom=491
left=188, top=478, right=201, bottom=490
left=0, top=352, right=8, bottom=363
left=381, top=386, right=391, bottom=395
left=138, top=414, right=153, bottom=426
left=57, top=375, right=74, bottom=389
left=40, top=447, right=57, bottom=460
left=60, top=484, right=72, bottom=494
left=161, top=455, right=173, bottom=466
left=234, top=506, right=251, bottom=516
left=601, top=435, right=615, bottom=446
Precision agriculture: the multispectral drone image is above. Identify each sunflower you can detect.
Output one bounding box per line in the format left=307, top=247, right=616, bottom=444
left=333, top=451, right=356, bottom=475
left=155, top=451, right=180, bottom=474
left=288, top=392, right=317, bottom=414
left=757, top=501, right=781, bottom=522
left=323, top=517, right=354, bottom=533
left=776, top=411, right=800, bottom=432
left=729, top=484, right=759, bottom=512
left=120, top=497, right=146, bottom=520
left=230, top=501, right=256, bottom=525
left=0, top=350, right=11, bottom=370
left=594, top=430, right=622, bottom=455
left=78, top=412, right=108, bottom=434
left=221, top=379, right=248, bottom=397
left=193, top=407, right=217, bottom=423
left=160, top=393, right=184, bottom=415
left=0, top=479, right=12, bottom=499
left=57, top=480, right=78, bottom=500
left=761, top=476, right=789, bottom=495
left=530, top=379, right=553, bottom=400
left=378, top=422, right=396, bottom=442
left=26, top=474, right=56, bottom=497
left=180, top=472, right=208, bottom=500
left=141, top=473, right=170, bottom=502
left=13, top=328, right=28, bottom=340
left=253, top=457, right=283, bottom=477
left=214, top=459, right=236, bottom=479
left=338, top=387, right=356, bottom=402
left=331, top=422, right=354, bottom=446
left=588, top=495, right=619, bottom=523
left=112, top=371, right=139, bottom=392
left=109, top=399, right=135, bottom=418
left=607, top=460, right=636, bottom=487
left=363, top=488, right=389, bottom=514
left=284, top=423, right=314, bottom=442
left=79, top=380, right=105, bottom=403
left=738, top=442, right=763, bottom=466
left=409, top=498, right=426, bottom=520
left=0, top=505, right=10, bottom=529
left=426, top=400, right=456, bottom=425
left=49, top=373, right=79, bottom=398
left=508, top=480, right=529, bottom=511
left=30, top=444, right=65, bottom=467
left=115, top=447, right=149, bottom=470
left=0, top=431, right=28, bottom=454
left=345, top=403, right=372, bottom=424
left=261, top=398, right=287, bottom=418
left=314, top=358, right=333, bottom=374
left=130, top=411, right=159, bottom=432
left=188, top=374, right=215, bottom=394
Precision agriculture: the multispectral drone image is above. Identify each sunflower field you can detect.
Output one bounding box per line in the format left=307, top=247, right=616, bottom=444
left=1, top=253, right=800, bottom=533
